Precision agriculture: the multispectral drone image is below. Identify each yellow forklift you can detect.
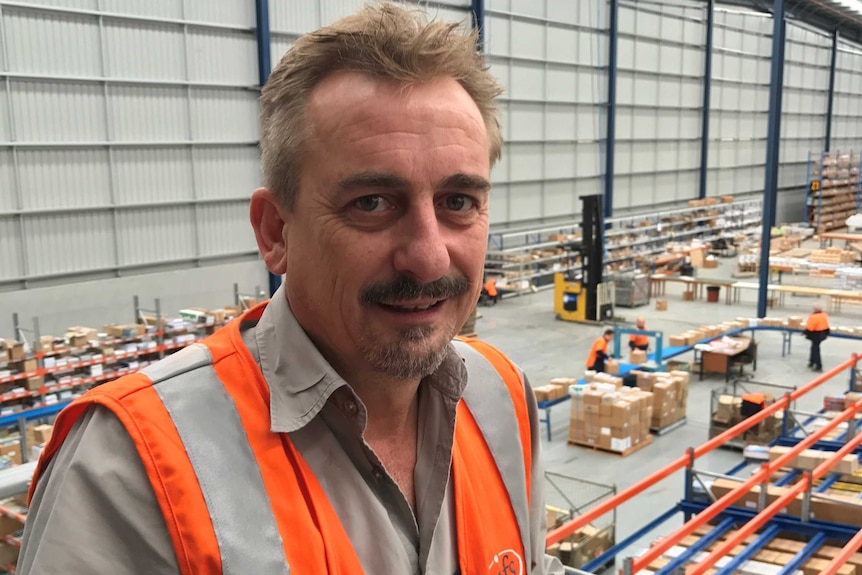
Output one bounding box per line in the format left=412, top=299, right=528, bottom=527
left=554, top=194, right=613, bottom=324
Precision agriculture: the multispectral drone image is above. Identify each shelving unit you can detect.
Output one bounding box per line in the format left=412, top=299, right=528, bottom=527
left=805, top=150, right=862, bottom=232
left=483, top=199, right=763, bottom=296
left=604, top=198, right=762, bottom=273
left=0, top=284, right=264, bottom=423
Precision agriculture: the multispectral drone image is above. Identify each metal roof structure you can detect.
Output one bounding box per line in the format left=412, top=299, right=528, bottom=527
left=720, top=0, right=862, bottom=44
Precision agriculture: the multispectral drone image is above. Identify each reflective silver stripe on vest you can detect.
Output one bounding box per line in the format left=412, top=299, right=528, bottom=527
left=141, top=344, right=290, bottom=575
left=453, top=340, right=531, bottom=571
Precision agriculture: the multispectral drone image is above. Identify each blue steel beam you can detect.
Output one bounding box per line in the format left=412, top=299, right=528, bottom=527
left=757, top=0, right=786, bottom=319
left=679, top=500, right=861, bottom=540
left=604, top=0, right=619, bottom=219
left=775, top=469, right=800, bottom=487
left=825, top=29, right=839, bottom=152
left=583, top=505, right=679, bottom=573
left=815, top=473, right=841, bottom=493
left=471, top=0, right=485, bottom=51
left=255, top=0, right=282, bottom=297
left=777, top=532, right=828, bottom=575
left=655, top=518, right=735, bottom=575
left=715, top=524, right=781, bottom=575
left=698, top=0, right=715, bottom=200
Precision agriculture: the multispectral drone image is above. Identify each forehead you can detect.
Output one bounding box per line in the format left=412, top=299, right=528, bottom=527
left=304, top=71, right=489, bottom=170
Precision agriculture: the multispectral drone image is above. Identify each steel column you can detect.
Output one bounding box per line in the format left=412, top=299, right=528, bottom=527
left=757, top=0, right=786, bottom=319
left=471, top=0, right=485, bottom=51
left=698, top=0, right=715, bottom=200
left=255, top=0, right=282, bottom=297
left=604, top=0, right=619, bottom=219
left=825, top=29, right=838, bottom=152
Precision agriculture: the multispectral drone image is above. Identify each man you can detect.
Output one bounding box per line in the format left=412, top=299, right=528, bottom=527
left=19, top=4, right=563, bottom=575
left=804, top=303, right=830, bottom=372
left=628, top=317, right=649, bottom=352
left=587, top=328, right=615, bottom=373
left=483, top=275, right=500, bottom=305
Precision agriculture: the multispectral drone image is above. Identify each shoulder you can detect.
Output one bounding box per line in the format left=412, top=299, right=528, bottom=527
left=454, top=337, right=525, bottom=387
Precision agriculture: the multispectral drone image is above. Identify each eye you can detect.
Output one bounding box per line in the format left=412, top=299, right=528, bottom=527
left=353, top=195, right=390, bottom=213
left=443, top=194, right=475, bottom=212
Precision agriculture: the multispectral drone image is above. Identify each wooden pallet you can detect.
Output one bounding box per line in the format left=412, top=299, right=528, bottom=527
left=567, top=433, right=653, bottom=457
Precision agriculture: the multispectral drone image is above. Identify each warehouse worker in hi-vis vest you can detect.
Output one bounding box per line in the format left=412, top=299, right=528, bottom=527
left=18, top=4, right=564, bottom=575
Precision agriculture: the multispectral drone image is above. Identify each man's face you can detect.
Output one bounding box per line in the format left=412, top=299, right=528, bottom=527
left=283, top=72, right=491, bottom=381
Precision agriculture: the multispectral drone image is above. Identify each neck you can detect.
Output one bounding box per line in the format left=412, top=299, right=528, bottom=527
left=351, top=375, right=421, bottom=440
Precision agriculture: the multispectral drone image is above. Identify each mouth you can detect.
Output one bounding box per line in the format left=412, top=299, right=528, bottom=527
left=379, top=299, right=446, bottom=313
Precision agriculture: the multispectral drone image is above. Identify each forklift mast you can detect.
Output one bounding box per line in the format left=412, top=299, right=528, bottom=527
left=581, top=194, right=605, bottom=321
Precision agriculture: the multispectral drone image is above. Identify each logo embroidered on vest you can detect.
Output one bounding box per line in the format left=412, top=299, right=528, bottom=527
left=487, top=550, right=523, bottom=575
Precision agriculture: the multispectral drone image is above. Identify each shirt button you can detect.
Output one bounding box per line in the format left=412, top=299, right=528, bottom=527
left=344, top=399, right=358, bottom=416
left=372, top=466, right=384, bottom=480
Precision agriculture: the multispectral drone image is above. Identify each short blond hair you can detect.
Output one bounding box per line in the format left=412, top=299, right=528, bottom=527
left=259, top=2, right=504, bottom=208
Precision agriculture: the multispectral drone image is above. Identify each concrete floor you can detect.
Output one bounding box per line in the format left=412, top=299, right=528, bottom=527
left=475, top=249, right=862, bottom=568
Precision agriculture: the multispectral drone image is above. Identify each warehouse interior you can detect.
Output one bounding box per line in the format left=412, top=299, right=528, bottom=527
left=4, top=0, right=862, bottom=572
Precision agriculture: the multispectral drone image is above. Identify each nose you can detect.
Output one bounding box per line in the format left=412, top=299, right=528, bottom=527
left=392, top=201, right=451, bottom=284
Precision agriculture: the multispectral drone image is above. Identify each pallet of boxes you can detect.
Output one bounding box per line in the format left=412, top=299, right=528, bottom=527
left=568, top=373, right=654, bottom=456
left=628, top=370, right=690, bottom=431
left=709, top=393, right=783, bottom=445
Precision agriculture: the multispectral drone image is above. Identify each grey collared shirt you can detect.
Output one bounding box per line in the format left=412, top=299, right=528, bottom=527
left=18, top=291, right=563, bottom=575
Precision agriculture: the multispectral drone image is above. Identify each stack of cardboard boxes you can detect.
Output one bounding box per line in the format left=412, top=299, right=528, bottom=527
left=629, top=370, right=690, bottom=429
left=546, top=507, right=613, bottom=569
left=533, top=378, right=577, bottom=403
left=710, top=393, right=783, bottom=445
left=666, top=316, right=805, bottom=348
left=569, top=377, right=653, bottom=455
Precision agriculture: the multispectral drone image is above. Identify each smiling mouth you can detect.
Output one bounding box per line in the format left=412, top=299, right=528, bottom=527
left=380, top=300, right=445, bottom=312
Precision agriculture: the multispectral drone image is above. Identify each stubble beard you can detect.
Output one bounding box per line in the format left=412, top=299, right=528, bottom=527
left=358, top=320, right=456, bottom=381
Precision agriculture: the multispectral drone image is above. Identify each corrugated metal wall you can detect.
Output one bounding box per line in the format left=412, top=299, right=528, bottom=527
left=616, top=0, right=705, bottom=210
left=484, top=0, right=607, bottom=225
left=269, top=0, right=472, bottom=75
left=0, top=0, right=260, bottom=289
left=706, top=7, right=771, bottom=198
left=832, top=40, right=862, bottom=153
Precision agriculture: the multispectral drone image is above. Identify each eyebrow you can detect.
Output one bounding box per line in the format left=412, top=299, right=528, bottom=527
left=336, top=172, right=491, bottom=194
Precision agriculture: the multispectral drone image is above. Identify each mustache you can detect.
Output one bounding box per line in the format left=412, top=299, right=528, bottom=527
left=360, top=275, right=472, bottom=305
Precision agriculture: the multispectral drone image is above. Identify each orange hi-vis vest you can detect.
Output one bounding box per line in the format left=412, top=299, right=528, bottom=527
left=629, top=333, right=649, bottom=348
left=586, top=336, right=608, bottom=368
left=30, top=303, right=535, bottom=575
left=806, top=311, right=830, bottom=332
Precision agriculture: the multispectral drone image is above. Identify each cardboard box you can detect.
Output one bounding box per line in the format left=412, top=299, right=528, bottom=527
left=26, top=375, right=43, bottom=391
left=668, top=335, right=686, bottom=346
left=21, top=358, right=37, bottom=373
left=629, top=349, right=647, bottom=364
left=103, top=324, right=146, bottom=339
left=802, top=559, right=854, bottom=575
left=0, top=340, right=23, bottom=362
left=32, top=424, right=53, bottom=445
left=655, top=299, right=668, bottom=311
left=605, top=359, right=619, bottom=375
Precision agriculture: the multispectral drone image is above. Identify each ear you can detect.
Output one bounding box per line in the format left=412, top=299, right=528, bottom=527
left=250, top=188, right=288, bottom=275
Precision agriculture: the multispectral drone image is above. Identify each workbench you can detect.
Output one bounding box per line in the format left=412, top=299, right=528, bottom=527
left=650, top=275, right=734, bottom=305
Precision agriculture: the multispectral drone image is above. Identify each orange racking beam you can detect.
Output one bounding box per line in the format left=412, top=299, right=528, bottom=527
left=546, top=357, right=856, bottom=547
left=631, top=394, right=862, bottom=572
left=819, top=527, right=862, bottom=575
left=686, top=421, right=862, bottom=575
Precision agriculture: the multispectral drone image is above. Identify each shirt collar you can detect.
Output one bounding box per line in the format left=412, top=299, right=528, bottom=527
left=253, top=285, right=468, bottom=434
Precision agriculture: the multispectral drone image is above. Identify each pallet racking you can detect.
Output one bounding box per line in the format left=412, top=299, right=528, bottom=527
left=546, top=356, right=862, bottom=575
left=805, top=150, right=862, bottom=233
